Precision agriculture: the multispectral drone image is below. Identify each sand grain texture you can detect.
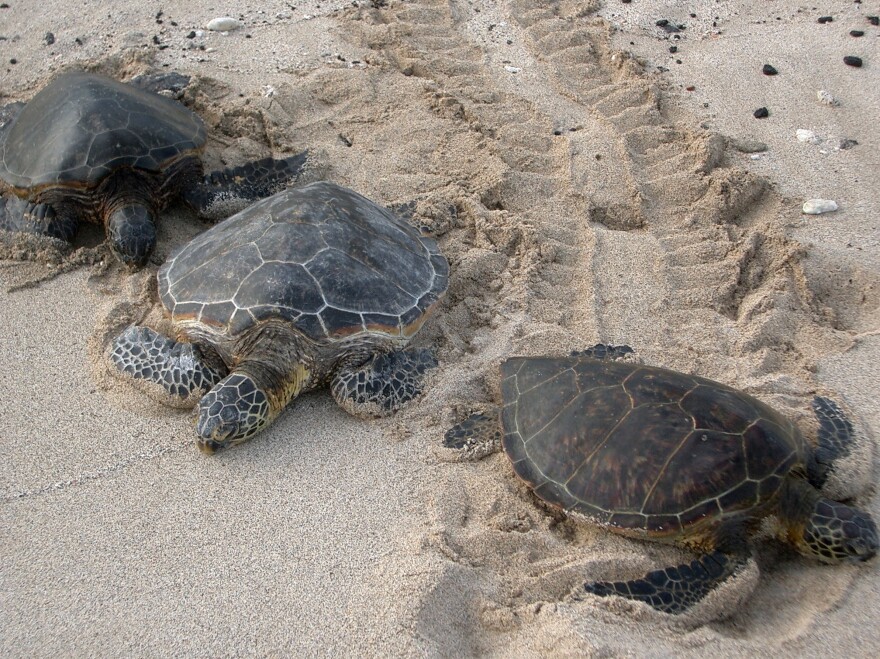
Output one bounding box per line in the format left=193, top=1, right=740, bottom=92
left=2, top=1, right=878, bottom=656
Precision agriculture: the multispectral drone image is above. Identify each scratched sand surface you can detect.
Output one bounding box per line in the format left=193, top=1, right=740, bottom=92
left=1, top=1, right=879, bottom=656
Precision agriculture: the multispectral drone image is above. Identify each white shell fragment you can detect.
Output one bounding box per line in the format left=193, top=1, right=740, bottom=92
left=817, top=90, right=839, bottom=106
left=207, top=17, right=241, bottom=32
left=796, top=129, right=820, bottom=144
left=504, top=65, right=522, bottom=73
left=802, top=199, right=838, bottom=215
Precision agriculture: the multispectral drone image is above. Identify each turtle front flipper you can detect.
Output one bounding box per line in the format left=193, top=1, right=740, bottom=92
left=582, top=551, right=746, bottom=614
left=183, top=152, right=309, bottom=220
left=810, top=396, right=856, bottom=487
left=331, top=347, right=438, bottom=418
left=0, top=197, right=78, bottom=242
left=443, top=411, right=503, bottom=461
left=108, top=326, right=225, bottom=402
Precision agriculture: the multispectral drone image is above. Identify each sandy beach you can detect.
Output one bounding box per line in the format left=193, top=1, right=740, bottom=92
left=2, top=1, right=879, bottom=656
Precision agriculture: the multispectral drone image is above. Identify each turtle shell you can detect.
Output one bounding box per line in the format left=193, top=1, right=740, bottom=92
left=0, top=72, right=205, bottom=190
left=499, top=356, right=810, bottom=537
left=158, top=181, right=449, bottom=342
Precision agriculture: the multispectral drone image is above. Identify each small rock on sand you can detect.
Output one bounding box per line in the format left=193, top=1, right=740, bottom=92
left=207, top=17, right=241, bottom=32
left=802, top=199, right=838, bottom=214
left=796, top=129, right=820, bottom=144
left=817, top=90, right=839, bottom=106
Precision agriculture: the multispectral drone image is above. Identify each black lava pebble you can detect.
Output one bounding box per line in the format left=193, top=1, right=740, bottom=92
left=850, top=30, right=865, bottom=37
left=43, top=32, right=55, bottom=46
left=817, top=16, right=833, bottom=24
left=868, top=17, right=879, bottom=27
left=843, top=56, right=863, bottom=67
left=762, top=64, right=778, bottom=75
left=753, top=107, right=769, bottom=119
left=669, top=45, right=678, bottom=53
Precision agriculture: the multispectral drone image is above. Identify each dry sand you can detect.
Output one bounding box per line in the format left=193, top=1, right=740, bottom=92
left=2, top=1, right=879, bottom=656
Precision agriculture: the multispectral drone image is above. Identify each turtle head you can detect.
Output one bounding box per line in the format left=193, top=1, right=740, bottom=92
left=196, top=373, right=271, bottom=453
left=797, top=497, right=879, bottom=564
left=107, top=204, right=156, bottom=267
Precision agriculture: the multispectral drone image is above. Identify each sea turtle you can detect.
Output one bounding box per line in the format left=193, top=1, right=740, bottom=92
left=107, top=181, right=449, bottom=453
left=0, top=71, right=308, bottom=266
left=444, top=345, right=877, bottom=614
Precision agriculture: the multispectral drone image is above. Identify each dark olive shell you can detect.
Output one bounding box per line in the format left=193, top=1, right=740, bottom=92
left=0, top=72, right=205, bottom=190
left=159, top=181, right=449, bottom=342
left=499, top=356, right=810, bottom=536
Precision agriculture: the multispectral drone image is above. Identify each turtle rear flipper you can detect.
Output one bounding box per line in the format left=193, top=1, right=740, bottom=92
left=184, top=151, right=309, bottom=220
left=571, top=343, right=635, bottom=361
left=582, top=551, right=746, bottom=614
left=331, top=347, right=437, bottom=418
left=108, top=325, right=225, bottom=403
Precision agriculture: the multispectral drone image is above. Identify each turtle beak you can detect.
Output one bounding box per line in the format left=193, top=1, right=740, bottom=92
left=195, top=422, right=240, bottom=454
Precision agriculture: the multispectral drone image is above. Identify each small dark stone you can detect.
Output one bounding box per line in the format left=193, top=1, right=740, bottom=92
left=753, top=107, right=769, bottom=118
left=656, top=19, right=669, bottom=27
left=9, top=58, right=16, bottom=64
left=843, top=56, right=863, bottom=67
left=43, top=32, right=55, bottom=46
left=869, top=17, right=880, bottom=27
left=0, top=3, right=9, bottom=8
left=186, top=30, right=196, bottom=39
left=170, top=21, right=178, bottom=26
left=839, top=139, right=858, bottom=150
left=669, top=45, right=678, bottom=53
left=850, top=30, right=864, bottom=37
left=552, top=129, right=562, bottom=136
left=762, top=64, right=778, bottom=75
left=817, top=16, right=833, bottom=24
left=622, top=0, right=632, bottom=4
left=685, top=85, right=696, bottom=91
left=152, top=35, right=161, bottom=45
left=75, top=37, right=83, bottom=45
left=675, top=59, right=682, bottom=64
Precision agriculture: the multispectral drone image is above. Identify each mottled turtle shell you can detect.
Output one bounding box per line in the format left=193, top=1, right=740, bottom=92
left=159, top=181, right=449, bottom=342
left=0, top=72, right=205, bottom=190
left=500, top=356, right=810, bottom=538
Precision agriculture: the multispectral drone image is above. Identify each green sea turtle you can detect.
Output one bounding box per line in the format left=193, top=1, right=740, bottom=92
left=0, top=71, right=307, bottom=266
left=444, top=345, right=877, bottom=614
left=107, top=181, right=449, bottom=453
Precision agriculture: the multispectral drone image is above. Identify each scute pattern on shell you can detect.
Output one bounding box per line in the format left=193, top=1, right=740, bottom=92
left=159, top=182, right=449, bottom=341
left=0, top=72, right=205, bottom=189
left=499, top=356, right=809, bottom=537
